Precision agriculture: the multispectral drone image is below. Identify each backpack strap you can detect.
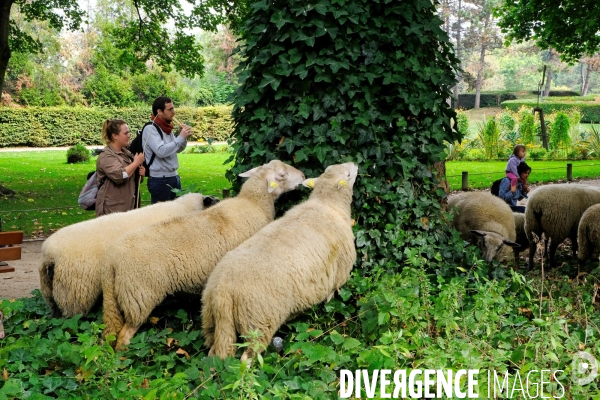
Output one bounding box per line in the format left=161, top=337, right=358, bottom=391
left=142, top=121, right=164, bottom=171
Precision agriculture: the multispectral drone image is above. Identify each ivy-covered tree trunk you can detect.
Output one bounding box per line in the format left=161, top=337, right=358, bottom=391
left=228, top=0, right=461, bottom=275
left=0, top=0, right=14, bottom=93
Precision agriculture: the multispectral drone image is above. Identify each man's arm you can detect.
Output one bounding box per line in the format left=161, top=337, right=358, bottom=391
left=146, top=125, right=186, bottom=158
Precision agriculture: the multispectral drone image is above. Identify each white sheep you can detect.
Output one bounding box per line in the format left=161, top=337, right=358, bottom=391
left=577, top=204, right=600, bottom=268
left=39, top=193, right=217, bottom=317
left=202, top=162, right=358, bottom=360
left=101, top=160, right=306, bottom=350
left=525, top=184, right=600, bottom=268
left=448, top=192, right=520, bottom=263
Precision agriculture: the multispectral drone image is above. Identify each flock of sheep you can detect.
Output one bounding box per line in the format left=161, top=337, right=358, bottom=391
left=38, top=161, right=600, bottom=359
left=39, top=160, right=358, bottom=359
left=448, top=183, right=600, bottom=270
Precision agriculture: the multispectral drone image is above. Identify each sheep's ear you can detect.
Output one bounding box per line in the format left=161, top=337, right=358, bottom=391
left=502, top=239, right=521, bottom=248
left=239, top=166, right=260, bottom=178
left=470, top=230, right=487, bottom=237
left=338, top=180, right=349, bottom=189
left=303, top=178, right=317, bottom=189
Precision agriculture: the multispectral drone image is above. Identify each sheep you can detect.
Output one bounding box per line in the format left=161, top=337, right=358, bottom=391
left=101, top=160, right=306, bottom=350
left=577, top=204, right=600, bottom=269
left=512, top=212, right=530, bottom=268
left=39, top=193, right=218, bottom=318
left=525, top=184, right=600, bottom=269
left=202, top=162, right=358, bottom=360
left=448, top=192, right=520, bottom=263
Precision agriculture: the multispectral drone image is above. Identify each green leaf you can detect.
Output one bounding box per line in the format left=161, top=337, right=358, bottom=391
left=343, top=338, right=361, bottom=350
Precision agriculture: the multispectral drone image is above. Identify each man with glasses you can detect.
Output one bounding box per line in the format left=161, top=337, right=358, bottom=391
left=144, top=96, right=193, bottom=204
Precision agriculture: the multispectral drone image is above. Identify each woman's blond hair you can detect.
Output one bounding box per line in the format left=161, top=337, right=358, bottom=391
left=101, top=119, right=126, bottom=144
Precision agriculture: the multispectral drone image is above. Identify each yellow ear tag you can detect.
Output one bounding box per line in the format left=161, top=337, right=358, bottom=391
left=338, top=180, right=348, bottom=189
left=269, top=181, right=279, bottom=188
left=306, top=179, right=315, bottom=188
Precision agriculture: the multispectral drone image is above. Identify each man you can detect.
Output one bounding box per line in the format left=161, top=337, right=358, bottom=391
left=144, top=96, right=193, bottom=204
left=498, top=161, right=532, bottom=213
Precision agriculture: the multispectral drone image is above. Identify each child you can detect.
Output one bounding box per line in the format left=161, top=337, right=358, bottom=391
left=506, top=144, right=526, bottom=190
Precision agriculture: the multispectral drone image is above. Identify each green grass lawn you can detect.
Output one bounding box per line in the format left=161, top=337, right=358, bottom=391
left=0, top=150, right=232, bottom=235
left=446, top=160, right=600, bottom=190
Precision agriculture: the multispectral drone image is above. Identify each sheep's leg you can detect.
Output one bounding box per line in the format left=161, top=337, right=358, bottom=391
left=512, top=249, right=520, bottom=270
left=570, top=236, right=578, bottom=259
left=528, top=241, right=536, bottom=269
left=548, top=241, right=560, bottom=269
left=240, top=326, right=276, bottom=361
left=115, top=324, right=141, bottom=351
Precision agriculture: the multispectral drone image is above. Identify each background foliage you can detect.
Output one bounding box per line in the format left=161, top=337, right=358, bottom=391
left=0, top=106, right=233, bottom=147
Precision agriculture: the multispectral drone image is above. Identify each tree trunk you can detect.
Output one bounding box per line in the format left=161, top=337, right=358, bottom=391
left=452, top=0, right=462, bottom=108
left=543, top=66, right=552, bottom=97
left=582, top=62, right=592, bottom=96
left=474, top=39, right=486, bottom=109
left=0, top=0, right=14, bottom=94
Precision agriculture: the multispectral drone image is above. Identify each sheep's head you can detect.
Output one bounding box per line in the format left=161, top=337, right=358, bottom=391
left=239, top=160, right=305, bottom=198
left=302, top=162, right=359, bottom=192
left=470, top=230, right=520, bottom=263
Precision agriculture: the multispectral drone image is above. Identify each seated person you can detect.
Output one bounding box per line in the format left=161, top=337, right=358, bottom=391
left=498, top=161, right=532, bottom=213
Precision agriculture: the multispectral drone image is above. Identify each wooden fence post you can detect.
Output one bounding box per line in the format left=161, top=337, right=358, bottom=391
left=567, top=164, right=573, bottom=181
left=462, top=171, right=469, bottom=191
left=222, top=188, right=230, bottom=199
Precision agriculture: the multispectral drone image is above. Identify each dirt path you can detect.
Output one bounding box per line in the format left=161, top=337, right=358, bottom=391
left=2, top=179, right=600, bottom=300
left=0, top=241, right=43, bottom=299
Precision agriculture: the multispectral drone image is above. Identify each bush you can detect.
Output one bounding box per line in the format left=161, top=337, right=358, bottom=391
left=66, top=143, right=91, bottom=164
left=502, top=98, right=600, bottom=123
left=527, top=145, right=549, bottom=160
left=457, top=92, right=517, bottom=109
left=0, top=105, right=234, bottom=147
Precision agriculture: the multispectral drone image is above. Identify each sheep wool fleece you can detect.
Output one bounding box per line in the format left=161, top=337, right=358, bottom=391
left=39, top=193, right=208, bottom=318
left=577, top=203, right=600, bottom=264
left=202, top=162, right=358, bottom=360
left=525, top=184, right=600, bottom=268
left=101, top=160, right=306, bottom=350
left=448, top=191, right=516, bottom=262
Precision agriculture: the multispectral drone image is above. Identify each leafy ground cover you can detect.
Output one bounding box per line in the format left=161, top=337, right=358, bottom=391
left=0, top=150, right=232, bottom=235
left=447, top=160, right=600, bottom=190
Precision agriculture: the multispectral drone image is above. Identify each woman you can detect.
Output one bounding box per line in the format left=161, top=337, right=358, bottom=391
left=498, top=161, right=532, bottom=213
left=95, top=119, right=146, bottom=217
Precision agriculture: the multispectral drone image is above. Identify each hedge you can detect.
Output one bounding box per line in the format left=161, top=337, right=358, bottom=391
left=0, top=105, right=233, bottom=147
left=529, top=90, right=580, bottom=97
left=457, top=93, right=517, bottom=109
left=501, top=98, right=600, bottom=123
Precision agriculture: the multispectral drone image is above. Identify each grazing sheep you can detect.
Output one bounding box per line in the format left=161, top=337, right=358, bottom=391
left=577, top=204, right=600, bottom=268
left=525, top=184, right=600, bottom=269
left=101, top=160, right=306, bottom=350
left=448, top=192, right=520, bottom=263
left=39, top=193, right=217, bottom=317
left=202, top=162, right=358, bottom=360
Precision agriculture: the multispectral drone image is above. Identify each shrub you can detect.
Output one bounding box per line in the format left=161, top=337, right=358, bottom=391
left=502, top=99, right=600, bottom=123
left=549, top=112, right=571, bottom=154
left=66, top=143, right=91, bottom=164
left=517, top=107, right=536, bottom=144
left=455, top=109, right=469, bottom=135
left=527, top=145, right=549, bottom=160
left=186, top=144, right=216, bottom=153
left=0, top=105, right=234, bottom=147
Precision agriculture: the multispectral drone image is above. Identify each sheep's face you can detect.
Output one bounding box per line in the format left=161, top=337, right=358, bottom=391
left=304, top=163, right=359, bottom=190
left=240, top=160, right=306, bottom=198
left=470, top=230, right=520, bottom=263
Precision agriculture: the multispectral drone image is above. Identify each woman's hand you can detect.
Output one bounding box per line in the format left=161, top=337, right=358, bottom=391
left=138, top=165, right=146, bottom=176
left=133, top=152, right=145, bottom=167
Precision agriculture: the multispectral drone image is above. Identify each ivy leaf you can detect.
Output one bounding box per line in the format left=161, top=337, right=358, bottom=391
left=259, top=73, right=281, bottom=91
left=343, top=338, right=361, bottom=350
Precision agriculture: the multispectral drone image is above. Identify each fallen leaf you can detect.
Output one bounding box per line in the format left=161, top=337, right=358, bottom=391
left=176, top=348, right=190, bottom=359
left=141, top=378, right=149, bottom=388
left=579, top=343, right=585, bottom=350
left=167, top=338, right=175, bottom=347
left=149, top=317, right=159, bottom=325
left=3, top=368, right=8, bottom=381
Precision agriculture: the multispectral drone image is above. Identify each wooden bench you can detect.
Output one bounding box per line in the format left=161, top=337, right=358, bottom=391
left=0, top=231, right=24, bottom=273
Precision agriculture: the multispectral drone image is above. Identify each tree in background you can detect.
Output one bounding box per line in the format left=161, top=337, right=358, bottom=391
left=497, top=0, right=600, bottom=64
left=0, top=0, right=246, bottom=94
left=228, top=0, right=461, bottom=275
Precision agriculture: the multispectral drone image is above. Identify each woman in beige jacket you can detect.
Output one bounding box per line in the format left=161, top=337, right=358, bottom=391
left=95, top=119, right=146, bottom=217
